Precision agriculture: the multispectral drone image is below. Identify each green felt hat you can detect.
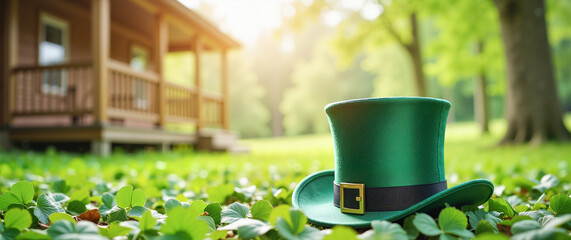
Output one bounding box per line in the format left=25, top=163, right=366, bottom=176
left=292, top=97, right=494, bottom=228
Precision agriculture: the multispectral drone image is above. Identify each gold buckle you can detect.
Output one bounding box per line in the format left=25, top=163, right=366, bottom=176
left=339, top=182, right=365, bottom=214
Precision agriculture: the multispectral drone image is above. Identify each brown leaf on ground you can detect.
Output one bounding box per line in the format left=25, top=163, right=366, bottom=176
left=78, top=209, right=101, bottom=224
left=497, top=223, right=512, bottom=236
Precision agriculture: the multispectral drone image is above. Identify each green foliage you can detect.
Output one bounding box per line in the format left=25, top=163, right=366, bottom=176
left=205, top=203, right=222, bottom=225
left=549, top=195, right=571, bottom=215
left=48, top=213, right=75, bottom=224
left=221, top=202, right=250, bottom=224
left=10, top=182, right=34, bottom=206
left=281, top=43, right=374, bottom=135
left=322, top=226, right=357, bottom=240
left=359, top=220, right=407, bottom=240
left=4, top=208, right=32, bottom=231
left=160, top=206, right=210, bottom=240
left=488, top=198, right=517, bottom=218
left=275, top=208, right=324, bottom=240
left=47, top=221, right=105, bottom=240
left=99, top=222, right=132, bottom=239
left=250, top=200, right=273, bottom=222
left=115, top=185, right=146, bottom=209
left=228, top=51, right=272, bottom=138
left=139, top=210, right=157, bottom=232
left=34, top=194, right=65, bottom=224
left=413, top=207, right=474, bottom=239
left=0, top=181, right=35, bottom=211
left=1, top=128, right=571, bottom=238
left=466, top=210, right=501, bottom=232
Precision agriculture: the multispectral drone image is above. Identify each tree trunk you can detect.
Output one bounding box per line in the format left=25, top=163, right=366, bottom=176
left=406, top=13, right=427, bottom=97
left=494, top=0, right=570, bottom=144
left=474, top=41, right=490, bottom=134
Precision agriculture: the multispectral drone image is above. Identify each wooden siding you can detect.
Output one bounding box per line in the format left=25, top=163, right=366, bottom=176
left=0, top=0, right=5, bottom=124
left=3, top=0, right=237, bottom=154
left=17, top=0, right=92, bottom=66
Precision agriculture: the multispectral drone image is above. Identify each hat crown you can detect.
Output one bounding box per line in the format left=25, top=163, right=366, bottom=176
left=325, top=97, right=451, bottom=188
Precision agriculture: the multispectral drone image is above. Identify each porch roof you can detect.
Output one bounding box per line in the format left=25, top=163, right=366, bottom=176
left=161, top=0, right=240, bottom=49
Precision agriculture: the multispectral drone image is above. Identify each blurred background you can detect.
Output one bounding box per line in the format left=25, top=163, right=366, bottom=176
left=178, top=0, right=571, bottom=142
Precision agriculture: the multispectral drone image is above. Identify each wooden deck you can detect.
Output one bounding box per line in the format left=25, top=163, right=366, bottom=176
left=2, top=125, right=239, bottom=155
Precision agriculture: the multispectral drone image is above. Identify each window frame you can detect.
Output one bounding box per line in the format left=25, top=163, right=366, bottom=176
left=38, top=11, right=70, bottom=96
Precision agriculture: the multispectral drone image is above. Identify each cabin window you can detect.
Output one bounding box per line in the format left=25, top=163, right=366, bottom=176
left=39, top=13, right=69, bottom=96
left=130, top=44, right=149, bottom=109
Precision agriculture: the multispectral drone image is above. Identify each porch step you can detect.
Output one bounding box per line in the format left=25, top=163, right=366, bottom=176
left=197, top=129, right=248, bottom=153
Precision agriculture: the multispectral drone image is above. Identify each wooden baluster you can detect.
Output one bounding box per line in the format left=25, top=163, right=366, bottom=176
left=23, top=70, right=29, bottom=113
left=122, top=73, right=127, bottom=110
left=118, top=72, right=123, bottom=110
left=42, top=69, right=48, bottom=113
left=81, top=67, right=84, bottom=111
left=36, top=69, right=41, bottom=113
left=68, top=67, right=73, bottom=112
left=109, top=71, right=114, bottom=108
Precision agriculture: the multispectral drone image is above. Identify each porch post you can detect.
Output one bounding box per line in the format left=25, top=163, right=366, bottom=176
left=221, top=48, right=229, bottom=130
left=154, top=13, right=167, bottom=128
left=1, top=0, right=18, bottom=150
left=194, top=36, right=203, bottom=130
left=92, top=0, right=109, bottom=125
left=2, top=0, right=18, bottom=126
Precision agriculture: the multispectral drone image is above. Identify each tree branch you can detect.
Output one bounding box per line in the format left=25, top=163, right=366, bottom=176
left=381, top=16, right=409, bottom=50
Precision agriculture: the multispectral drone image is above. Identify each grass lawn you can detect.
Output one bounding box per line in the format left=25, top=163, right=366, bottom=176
left=1, top=119, right=571, bottom=239
left=0, top=119, right=570, bottom=197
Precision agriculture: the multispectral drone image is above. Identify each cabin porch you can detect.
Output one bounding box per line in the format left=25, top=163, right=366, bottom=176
left=1, top=0, right=241, bottom=155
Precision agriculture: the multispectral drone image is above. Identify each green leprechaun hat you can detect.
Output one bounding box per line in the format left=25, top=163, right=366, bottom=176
left=292, top=97, right=494, bottom=228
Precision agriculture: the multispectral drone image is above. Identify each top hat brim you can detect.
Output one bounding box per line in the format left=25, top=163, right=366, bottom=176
left=292, top=170, right=494, bottom=228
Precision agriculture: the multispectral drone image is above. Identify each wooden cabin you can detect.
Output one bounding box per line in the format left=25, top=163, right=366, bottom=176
left=0, top=0, right=240, bottom=155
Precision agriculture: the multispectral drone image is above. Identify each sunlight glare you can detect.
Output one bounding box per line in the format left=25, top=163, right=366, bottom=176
left=341, top=0, right=366, bottom=11
left=322, top=10, right=344, bottom=27
left=191, top=0, right=287, bottom=46
left=178, top=0, right=199, bottom=9
left=283, top=5, right=296, bottom=18
left=280, top=35, right=295, bottom=53
left=361, top=1, right=383, bottom=20
left=302, top=0, right=314, bottom=7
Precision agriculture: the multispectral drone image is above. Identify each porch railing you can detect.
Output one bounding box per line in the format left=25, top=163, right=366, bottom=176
left=11, top=62, right=93, bottom=117
left=166, top=82, right=197, bottom=123
left=108, top=60, right=160, bottom=122
left=10, top=60, right=225, bottom=129
left=202, top=91, right=224, bottom=127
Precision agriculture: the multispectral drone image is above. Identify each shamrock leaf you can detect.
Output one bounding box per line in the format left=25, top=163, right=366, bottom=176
left=205, top=203, right=222, bottom=225
left=221, top=202, right=250, bottom=224
left=47, top=221, right=106, bottom=240
left=11, top=182, right=35, bottom=205
left=34, top=193, right=65, bottom=224
left=164, top=198, right=183, bottom=213
left=549, top=194, right=571, bottom=215
left=161, top=206, right=209, bottom=240
left=4, top=208, right=32, bottom=231
left=466, top=210, right=501, bottom=231
left=115, top=185, right=146, bottom=209
left=98, top=192, right=116, bottom=219
left=359, top=220, right=407, bottom=240
left=412, top=213, right=440, bottom=236
left=250, top=200, right=273, bottom=222
left=533, top=174, right=559, bottom=192
left=488, top=198, right=516, bottom=218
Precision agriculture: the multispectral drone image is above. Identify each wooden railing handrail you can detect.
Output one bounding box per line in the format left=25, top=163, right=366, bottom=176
left=108, top=59, right=159, bottom=83
left=202, top=91, right=223, bottom=102
left=12, top=61, right=92, bottom=71
left=166, top=81, right=197, bottom=93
